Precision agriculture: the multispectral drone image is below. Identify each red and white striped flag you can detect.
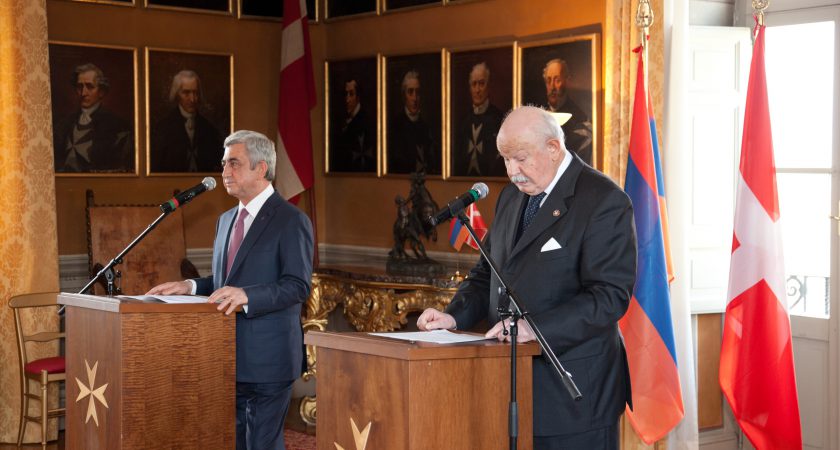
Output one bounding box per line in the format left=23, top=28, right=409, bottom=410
left=275, top=0, right=316, bottom=201
left=719, top=23, right=802, bottom=450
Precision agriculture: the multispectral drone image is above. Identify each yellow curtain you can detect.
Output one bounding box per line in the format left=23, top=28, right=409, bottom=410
left=604, top=0, right=666, bottom=185
left=605, top=1, right=668, bottom=449
left=0, top=0, right=61, bottom=443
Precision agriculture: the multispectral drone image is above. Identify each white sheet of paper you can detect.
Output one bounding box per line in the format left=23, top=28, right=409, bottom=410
left=122, top=295, right=208, bottom=304
left=368, top=329, right=490, bottom=344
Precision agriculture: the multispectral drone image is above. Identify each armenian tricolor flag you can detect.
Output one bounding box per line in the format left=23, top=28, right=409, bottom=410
left=618, top=46, right=684, bottom=444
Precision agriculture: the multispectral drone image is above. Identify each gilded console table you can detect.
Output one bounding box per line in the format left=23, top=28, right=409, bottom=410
left=299, top=266, right=460, bottom=426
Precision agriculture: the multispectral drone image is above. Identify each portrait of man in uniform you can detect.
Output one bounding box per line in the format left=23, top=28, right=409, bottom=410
left=49, top=43, right=137, bottom=174
left=326, top=57, right=378, bottom=174
left=448, top=46, right=513, bottom=178
left=520, top=35, right=599, bottom=167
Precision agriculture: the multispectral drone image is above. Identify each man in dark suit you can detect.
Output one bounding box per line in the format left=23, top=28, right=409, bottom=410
left=54, top=63, right=133, bottom=173
left=147, top=130, right=314, bottom=450
left=417, top=106, right=636, bottom=449
left=150, top=69, right=224, bottom=173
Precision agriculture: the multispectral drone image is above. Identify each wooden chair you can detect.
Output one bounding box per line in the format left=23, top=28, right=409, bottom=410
left=9, top=292, right=65, bottom=448
left=85, top=189, right=199, bottom=295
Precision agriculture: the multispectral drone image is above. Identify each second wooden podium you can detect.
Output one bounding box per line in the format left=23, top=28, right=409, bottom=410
left=58, top=293, right=236, bottom=449
left=306, top=330, right=541, bottom=450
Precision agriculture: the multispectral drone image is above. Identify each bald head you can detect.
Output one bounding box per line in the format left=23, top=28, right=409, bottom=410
left=497, top=106, right=567, bottom=195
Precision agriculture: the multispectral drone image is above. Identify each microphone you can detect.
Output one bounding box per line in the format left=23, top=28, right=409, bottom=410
left=160, top=177, right=217, bottom=213
left=430, top=182, right=489, bottom=226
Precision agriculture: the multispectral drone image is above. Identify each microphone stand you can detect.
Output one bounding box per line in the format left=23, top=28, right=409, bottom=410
left=59, top=210, right=172, bottom=314
left=455, top=211, right=582, bottom=450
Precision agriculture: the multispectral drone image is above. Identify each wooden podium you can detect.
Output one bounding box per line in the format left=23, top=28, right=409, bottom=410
left=58, top=293, right=236, bottom=449
left=306, top=331, right=541, bottom=450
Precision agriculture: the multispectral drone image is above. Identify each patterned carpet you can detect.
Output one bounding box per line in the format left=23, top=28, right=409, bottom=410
left=284, top=429, right=316, bottom=450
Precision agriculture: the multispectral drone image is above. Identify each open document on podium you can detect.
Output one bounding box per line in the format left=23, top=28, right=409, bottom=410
left=369, top=329, right=492, bottom=344
left=121, top=295, right=209, bottom=304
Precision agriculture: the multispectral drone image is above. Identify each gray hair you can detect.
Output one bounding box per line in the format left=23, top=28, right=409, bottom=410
left=72, top=63, right=109, bottom=91
left=470, top=62, right=490, bottom=82
left=542, top=58, right=569, bottom=80
left=401, top=70, right=420, bottom=93
left=168, top=70, right=203, bottom=104
left=224, top=130, right=277, bottom=181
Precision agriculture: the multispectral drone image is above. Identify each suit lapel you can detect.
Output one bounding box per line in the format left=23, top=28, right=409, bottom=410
left=225, top=192, right=281, bottom=281
left=503, top=191, right=528, bottom=256
left=508, top=154, right=583, bottom=261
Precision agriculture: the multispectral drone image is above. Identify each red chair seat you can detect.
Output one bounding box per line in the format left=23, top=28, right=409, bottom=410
left=24, top=356, right=65, bottom=375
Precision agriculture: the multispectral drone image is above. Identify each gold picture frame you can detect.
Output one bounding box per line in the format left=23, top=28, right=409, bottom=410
left=49, top=41, right=140, bottom=177
left=382, top=0, right=441, bottom=14
left=444, top=42, right=514, bottom=180
left=58, top=0, right=135, bottom=6
left=382, top=50, right=445, bottom=178
left=324, top=0, right=377, bottom=21
left=144, top=47, right=234, bottom=176
left=324, top=56, right=381, bottom=176
left=145, top=0, right=233, bottom=16
left=237, top=0, right=319, bottom=23
left=517, top=33, right=601, bottom=169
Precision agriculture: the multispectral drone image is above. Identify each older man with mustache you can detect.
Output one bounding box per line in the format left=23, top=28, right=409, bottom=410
left=417, top=106, right=636, bottom=449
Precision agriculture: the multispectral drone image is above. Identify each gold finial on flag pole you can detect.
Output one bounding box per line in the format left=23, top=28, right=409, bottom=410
left=636, top=0, right=654, bottom=48
left=635, top=0, right=654, bottom=87
left=752, top=0, right=769, bottom=26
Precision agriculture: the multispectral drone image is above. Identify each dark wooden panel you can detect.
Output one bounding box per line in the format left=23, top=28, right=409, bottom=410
left=408, top=355, right=533, bottom=449
left=317, top=347, right=409, bottom=449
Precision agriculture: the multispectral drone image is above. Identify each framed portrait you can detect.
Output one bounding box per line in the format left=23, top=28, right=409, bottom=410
left=145, top=48, right=233, bottom=175
left=383, top=0, right=440, bottom=12
left=146, top=0, right=231, bottom=14
left=446, top=45, right=513, bottom=179
left=383, top=51, right=442, bottom=177
left=326, top=0, right=376, bottom=19
left=325, top=57, right=379, bottom=175
left=238, top=0, right=317, bottom=21
left=518, top=34, right=600, bottom=167
left=49, top=42, right=138, bottom=176
left=60, top=0, right=134, bottom=6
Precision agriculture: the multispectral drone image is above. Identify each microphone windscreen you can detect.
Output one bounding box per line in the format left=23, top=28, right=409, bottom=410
left=202, top=177, right=217, bottom=191
left=471, top=182, right=490, bottom=199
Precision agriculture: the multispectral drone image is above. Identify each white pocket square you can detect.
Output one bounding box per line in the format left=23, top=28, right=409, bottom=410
left=541, top=238, right=562, bottom=252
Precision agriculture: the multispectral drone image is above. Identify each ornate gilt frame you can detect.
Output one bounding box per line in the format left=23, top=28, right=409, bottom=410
left=50, top=41, right=140, bottom=177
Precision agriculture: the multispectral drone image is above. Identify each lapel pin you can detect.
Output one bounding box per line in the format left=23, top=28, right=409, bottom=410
left=553, top=210, right=561, bottom=217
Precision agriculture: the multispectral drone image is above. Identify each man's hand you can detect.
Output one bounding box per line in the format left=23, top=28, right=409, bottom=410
left=416, top=308, right=456, bottom=331
left=146, top=281, right=192, bottom=295
left=485, top=318, right=536, bottom=343
left=209, top=286, right=248, bottom=316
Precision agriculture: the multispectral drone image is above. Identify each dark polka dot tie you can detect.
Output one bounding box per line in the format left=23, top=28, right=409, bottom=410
left=521, top=192, right=547, bottom=233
